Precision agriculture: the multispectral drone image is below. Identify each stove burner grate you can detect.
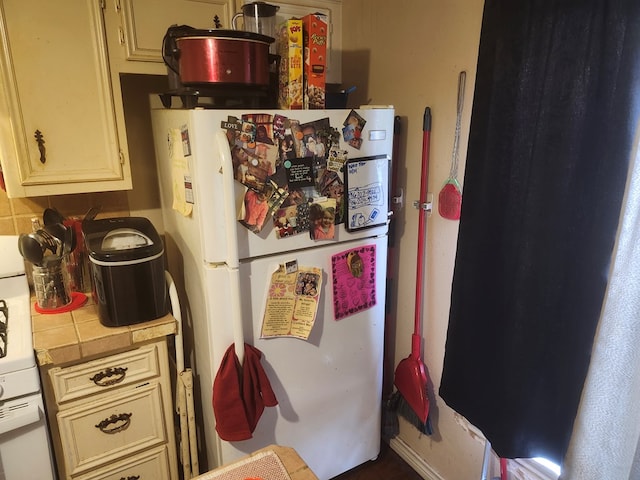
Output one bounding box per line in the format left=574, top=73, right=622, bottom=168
left=0, top=299, right=7, bottom=358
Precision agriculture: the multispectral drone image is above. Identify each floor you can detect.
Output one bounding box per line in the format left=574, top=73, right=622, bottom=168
left=331, top=442, right=423, bottom=480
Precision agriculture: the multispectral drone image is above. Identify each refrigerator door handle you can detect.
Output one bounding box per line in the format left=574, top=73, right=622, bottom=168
left=216, top=130, right=245, bottom=364
left=216, top=130, right=240, bottom=270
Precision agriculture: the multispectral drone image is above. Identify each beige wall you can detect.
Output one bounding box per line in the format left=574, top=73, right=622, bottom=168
left=342, top=1, right=488, bottom=478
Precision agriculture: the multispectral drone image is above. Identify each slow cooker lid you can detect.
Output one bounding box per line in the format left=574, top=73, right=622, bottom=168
left=174, top=28, right=274, bottom=44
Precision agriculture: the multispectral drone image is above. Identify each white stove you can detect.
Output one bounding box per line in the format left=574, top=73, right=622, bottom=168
left=0, top=235, right=56, bottom=479
left=0, top=254, right=39, bottom=395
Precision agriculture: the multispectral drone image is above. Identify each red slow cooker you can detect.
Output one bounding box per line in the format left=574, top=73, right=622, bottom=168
left=163, top=25, right=274, bottom=87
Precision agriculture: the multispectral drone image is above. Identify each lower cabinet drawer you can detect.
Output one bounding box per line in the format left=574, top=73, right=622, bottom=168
left=50, top=343, right=162, bottom=404
left=73, top=445, right=172, bottom=480
left=58, top=382, right=167, bottom=476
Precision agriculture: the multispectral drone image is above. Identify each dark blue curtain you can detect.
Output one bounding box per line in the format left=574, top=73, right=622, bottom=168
left=439, top=0, right=640, bottom=465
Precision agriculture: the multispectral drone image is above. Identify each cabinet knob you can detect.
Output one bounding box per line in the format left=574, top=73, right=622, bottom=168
left=34, top=130, right=46, bottom=164
left=95, top=412, right=132, bottom=434
left=90, top=366, right=128, bottom=386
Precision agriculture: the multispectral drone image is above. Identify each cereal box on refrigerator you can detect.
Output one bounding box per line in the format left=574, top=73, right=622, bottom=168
left=302, top=13, right=327, bottom=109
left=277, top=18, right=303, bottom=109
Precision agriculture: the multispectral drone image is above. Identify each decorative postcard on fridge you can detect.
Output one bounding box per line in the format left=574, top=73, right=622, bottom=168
left=331, top=245, right=377, bottom=320
left=261, top=264, right=323, bottom=340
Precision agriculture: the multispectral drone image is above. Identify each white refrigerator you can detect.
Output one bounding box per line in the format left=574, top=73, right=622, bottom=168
left=151, top=106, right=394, bottom=479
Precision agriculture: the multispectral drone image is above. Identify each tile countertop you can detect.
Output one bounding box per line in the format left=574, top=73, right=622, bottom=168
left=32, top=295, right=177, bottom=367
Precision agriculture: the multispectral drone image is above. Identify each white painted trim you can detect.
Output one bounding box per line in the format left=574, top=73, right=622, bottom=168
left=510, top=459, right=560, bottom=480
left=389, top=437, right=446, bottom=480
left=388, top=436, right=559, bottom=480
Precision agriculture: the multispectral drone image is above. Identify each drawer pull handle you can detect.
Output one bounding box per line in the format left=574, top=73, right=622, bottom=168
left=34, top=130, right=46, bottom=164
left=95, top=412, right=132, bottom=434
left=90, top=367, right=128, bottom=386
left=119, top=477, right=140, bottom=480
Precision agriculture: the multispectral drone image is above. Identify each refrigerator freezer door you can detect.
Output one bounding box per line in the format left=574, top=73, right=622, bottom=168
left=171, top=108, right=395, bottom=264
left=204, top=235, right=388, bottom=479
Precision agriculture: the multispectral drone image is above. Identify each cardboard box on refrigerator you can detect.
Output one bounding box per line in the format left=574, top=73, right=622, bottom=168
left=277, top=18, right=304, bottom=109
left=302, top=13, right=327, bottom=109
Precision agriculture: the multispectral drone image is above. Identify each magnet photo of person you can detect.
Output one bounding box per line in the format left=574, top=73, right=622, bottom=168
left=274, top=205, right=299, bottom=239
left=342, top=110, right=366, bottom=149
left=289, top=120, right=305, bottom=157
left=299, top=118, right=330, bottom=158
left=235, top=152, right=250, bottom=184
left=233, top=143, right=278, bottom=192
left=295, top=271, right=320, bottom=297
left=279, top=133, right=296, bottom=162
left=302, top=123, right=317, bottom=158
left=320, top=172, right=345, bottom=225
left=312, top=155, right=328, bottom=192
left=232, top=146, right=252, bottom=183
left=255, top=124, right=274, bottom=145
left=232, top=146, right=264, bottom=191
left=242, top=113, right=274, bottom=144
left=240, top=121, right=256, bottom=144
left=240, top=185, right=273, bottom=234
left=254, top=142, right=276, bottom=176
left=273, top=114, right=286, bottom=140
left=309, top=198, right=337, bottom=240
left=281, top=187, right=307, bottom=208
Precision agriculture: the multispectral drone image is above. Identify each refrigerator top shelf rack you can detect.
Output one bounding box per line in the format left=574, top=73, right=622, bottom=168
left=158, top=85, right=274, bottom=109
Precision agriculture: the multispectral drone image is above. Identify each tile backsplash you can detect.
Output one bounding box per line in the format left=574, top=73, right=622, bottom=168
left=0, top=188, right=131, bottom=236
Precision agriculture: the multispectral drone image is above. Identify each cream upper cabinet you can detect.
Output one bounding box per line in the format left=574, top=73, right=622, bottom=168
left=0, top=0, right=132, bottom=198
left=103, top=0, right=235, bottom=75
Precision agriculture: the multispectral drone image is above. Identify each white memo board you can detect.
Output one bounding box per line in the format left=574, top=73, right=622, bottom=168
left=344, top=154, right=390, bottom=232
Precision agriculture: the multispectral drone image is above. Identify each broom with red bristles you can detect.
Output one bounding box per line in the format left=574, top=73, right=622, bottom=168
left=389, top=106, right=433, bottom=435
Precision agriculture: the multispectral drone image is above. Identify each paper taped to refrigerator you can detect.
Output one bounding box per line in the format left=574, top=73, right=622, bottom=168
left=261, top=264, right=322, bottom=340
left=168, top=127, right=193, bottom=217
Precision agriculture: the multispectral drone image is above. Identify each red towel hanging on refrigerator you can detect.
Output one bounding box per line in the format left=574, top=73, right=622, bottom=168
left=212, top=343, right=278, bottom=441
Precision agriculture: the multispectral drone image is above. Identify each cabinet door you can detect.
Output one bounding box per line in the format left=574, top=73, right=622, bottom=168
left=0, top=0, right=131, bottom=197
left=117, top=0, right=234, bottom=67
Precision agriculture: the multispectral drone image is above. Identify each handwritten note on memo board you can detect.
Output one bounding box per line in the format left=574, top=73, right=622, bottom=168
left=344, top=154, right=390, bottom=232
